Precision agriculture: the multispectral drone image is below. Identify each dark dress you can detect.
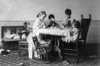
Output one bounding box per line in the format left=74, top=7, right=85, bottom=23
left=46, top=21, right=60, bottom=28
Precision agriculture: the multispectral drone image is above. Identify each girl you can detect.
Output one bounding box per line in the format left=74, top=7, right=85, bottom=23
left=69, top=21, right=80, bottom=42
left=27, top=11, right=47, bottom=59
left=62, top=9, right=75, bottom=29
left=62, top=20, right=80, bottom=42
left=46, top=14, right=61, bottom=29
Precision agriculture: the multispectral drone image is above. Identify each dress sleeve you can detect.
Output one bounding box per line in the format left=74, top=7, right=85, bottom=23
left=62, top=19, right=69, bottom=28
left=32, top=20, right=39, bottom=32
left=70, top=28, right=79, bottom=41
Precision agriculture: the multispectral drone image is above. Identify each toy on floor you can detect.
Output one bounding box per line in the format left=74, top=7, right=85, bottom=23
left=0, top=49, right=10, bottom=55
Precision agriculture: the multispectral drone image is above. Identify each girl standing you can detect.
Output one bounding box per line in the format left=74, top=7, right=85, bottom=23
left=27, top=11, right=47, bottom=59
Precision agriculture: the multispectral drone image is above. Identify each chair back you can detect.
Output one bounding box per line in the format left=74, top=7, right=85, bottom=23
left=80, top=14, right=91, bottom=41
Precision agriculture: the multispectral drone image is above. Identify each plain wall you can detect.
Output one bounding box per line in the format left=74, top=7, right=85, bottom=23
left=0, top=0, right=100, bottom=20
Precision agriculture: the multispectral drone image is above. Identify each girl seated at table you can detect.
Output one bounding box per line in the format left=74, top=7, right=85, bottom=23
left=69, top=20, right=80, bottom=42
left=62, top=20, right=80, bottom=42
left=46, top=14, right=62, bottom=29
left=27, top=11, right=47, bottom=59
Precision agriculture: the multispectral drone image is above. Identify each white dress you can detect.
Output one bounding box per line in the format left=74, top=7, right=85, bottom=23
left=27, top=18, right=45, bottom=59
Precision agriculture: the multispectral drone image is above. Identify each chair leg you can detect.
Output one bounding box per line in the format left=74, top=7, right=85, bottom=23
left=42, top=49, right=49, bottom=61
left=42, top=53, right=49, bottom=61
left=19, top=49, right=21, bottom=56
left=83, top=42, right=86, bottom=59
left=57, top=38, right=62, bottom=60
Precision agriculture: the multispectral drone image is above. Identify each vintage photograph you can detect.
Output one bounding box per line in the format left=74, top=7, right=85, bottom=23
left=0, top=0, right=99, bottom=66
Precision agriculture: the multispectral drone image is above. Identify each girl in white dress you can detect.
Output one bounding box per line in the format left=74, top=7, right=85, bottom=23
left=69, top=21, right=80, bottom=42
left=62, top=20, right=80, bottom=42
left=27, top=11, right=47, bottom=59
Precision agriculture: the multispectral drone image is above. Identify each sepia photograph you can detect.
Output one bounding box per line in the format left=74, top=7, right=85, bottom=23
left=0, top=0, right=99, bottom=66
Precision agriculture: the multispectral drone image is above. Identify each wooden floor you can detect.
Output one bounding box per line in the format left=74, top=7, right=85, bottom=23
left=0, top=52, right=99, bottom=66
left=0, top=44, right=100, bottom=66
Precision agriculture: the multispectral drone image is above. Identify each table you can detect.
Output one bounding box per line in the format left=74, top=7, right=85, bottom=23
left=35, top=28, right=70, bottom=60
left=36, top=28, right=70, bottom=43
left=36, top=28, right=70, bottom=36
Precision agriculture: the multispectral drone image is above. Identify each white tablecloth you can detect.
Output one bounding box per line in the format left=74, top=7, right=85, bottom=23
left=36, top=28, right=71, bottom=42
left=36, top=28, right=70, bottom=37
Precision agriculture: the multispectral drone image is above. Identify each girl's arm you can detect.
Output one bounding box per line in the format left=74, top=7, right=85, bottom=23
left=38, top=22, right=46, bottom=28
left=62, top=19, right=69, bottom=28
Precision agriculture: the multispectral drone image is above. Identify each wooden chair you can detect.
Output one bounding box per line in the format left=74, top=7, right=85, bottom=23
left=33, top=35, right=53, bottom=61
left=79, top=14, right=91, bottom=58
left=18, top=22, right=30, bottom=56
left=62, top=14, right=91, bottom=63
left=18, top=40, right=28, bottom=56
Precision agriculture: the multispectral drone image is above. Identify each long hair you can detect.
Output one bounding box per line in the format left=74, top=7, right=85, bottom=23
left=37, top=11, right=47, bottom=17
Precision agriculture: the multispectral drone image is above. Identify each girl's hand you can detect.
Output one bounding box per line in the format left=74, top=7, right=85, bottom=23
left=67, top=38, right=71, bottom=43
